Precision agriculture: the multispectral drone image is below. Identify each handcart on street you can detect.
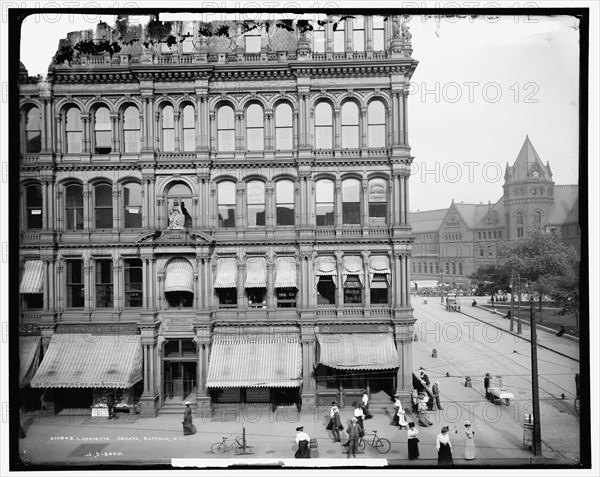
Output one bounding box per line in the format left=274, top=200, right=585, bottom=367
left=489, top=375, right=513, bottom=405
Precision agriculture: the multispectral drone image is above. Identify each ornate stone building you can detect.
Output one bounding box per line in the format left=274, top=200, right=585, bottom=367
left=18, top=14, right=418, bottom=417
left=409, top=136, right=580, bottom=292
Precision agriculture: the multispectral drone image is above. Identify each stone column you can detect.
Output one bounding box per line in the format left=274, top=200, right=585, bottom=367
left=265, top=109, right=273, bottom=151
left=141, top=257, right=149, bottom=309
left=173, top=111, right=181, bottom=152
left=84, top=257, right=93, bottom=312
left=300, top=325, right=317, bottom=408
left=361, top=178, right=369, bottom=227
left=401, top=254, right=408, bottom=307
left=154, top=110, right=160, bottom=151
left=110, top=113, right=119, bottom=154
left=265, top=181, right=275, bottom=230
left=236, top=182, right=245, bottom=230
left=266, top=260, right=276, bottom=309
left=362, top=251, right=371, bottom=307
left=194, top=327, right=211, bottom=418
left=335, top=251, right=343, bottom=307
left=399, top=175, right=406, bottom=226
left=235, top=110, right=244, bottom=151
left=334, top=179, right=342, bottom=228
left=54, top=114, right=62, bottom=155
left=209, top=112, right=216, bottom=151
left=113, top=255, right=123, bottom=310
left=42, top=258, right=51, bottom=310
left=237, top=260, right=246, bottom=308
left=293, top=110, right=299, bottom=149
left=394, top=323, right=414, bottom=400
left=112, top=185, right=121, bottom=231
left=360, top=107, right=367, bottom=148
left=334, top=108, right=341, bottom=149
left=403, top=175, right=410, bottom=226
left=81, top=113, right=90, bottom=154
left=47, top=180, right=55, bottom=231
left=402, top=87, right=409, bottom=145
left=393, top=253, right=402, bottom=308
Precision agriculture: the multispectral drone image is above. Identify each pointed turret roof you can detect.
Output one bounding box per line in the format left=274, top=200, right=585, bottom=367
left=505, top=136, right=552, bottom=183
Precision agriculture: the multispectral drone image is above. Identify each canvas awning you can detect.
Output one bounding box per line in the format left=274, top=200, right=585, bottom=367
left=369, top=255, right=391, bottom=285
left=315, top=256, right=337, bottom=286
left=214, top=257, right=237, bottom=289
left=30, top=332, right=143, bottom=388
left=316, top=333, right=398, bottom=370
left=274, top=256, right=297, bottom=289
left=20, top=260, right=44, bottom=294
left=245, top=257, right=267, bottom=288
left=19, top=337, right=41, bottom=387
left=164, top=258, right=194, bottom=293
left=342, top=256, right=364, bottom=285
left=206, top=334, right=302, bottom=388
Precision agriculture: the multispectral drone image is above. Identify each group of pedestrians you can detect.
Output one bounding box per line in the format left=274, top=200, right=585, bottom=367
left=324, top=395, right=372, bottom=458
left=407, top=421, right=477, bottom=464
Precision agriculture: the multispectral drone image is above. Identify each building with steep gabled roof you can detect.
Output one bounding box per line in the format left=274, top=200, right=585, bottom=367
left=410, top=136, right=580, bottom=291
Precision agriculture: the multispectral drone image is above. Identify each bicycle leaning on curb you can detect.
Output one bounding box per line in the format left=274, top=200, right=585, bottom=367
left=358, top=430, right=391, bottom=454
left=210, top=435, right=253, bottom=454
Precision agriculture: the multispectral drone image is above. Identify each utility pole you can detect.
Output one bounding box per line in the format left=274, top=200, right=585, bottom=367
left=510, top=271, right=515, bottom=332
left=530, top=305, right=542, bottom=455
left=517, top=274, right=522, bottom=334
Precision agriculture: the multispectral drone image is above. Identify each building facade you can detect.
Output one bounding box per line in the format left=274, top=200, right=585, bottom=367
left=18, top=14, right=418, bottom=417
left=409, top=136, right=580, bottom=292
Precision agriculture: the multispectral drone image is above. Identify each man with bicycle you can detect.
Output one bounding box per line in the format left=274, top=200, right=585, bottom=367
left=346, top=417, right=361, bottom=458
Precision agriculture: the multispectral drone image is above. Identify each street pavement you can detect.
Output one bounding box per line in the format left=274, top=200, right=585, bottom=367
left=16, top=297, right=582, bottom=469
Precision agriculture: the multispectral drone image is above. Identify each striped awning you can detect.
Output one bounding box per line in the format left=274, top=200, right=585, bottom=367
left=206, top=334, right=302, bottom=388
left=164, top=258, right=194, bottom=293
left=19, top=337, right=41, bottom=386
left=315, top=256, right=337, bottom=287
left=343, top=256, right=364, bottom=285
left=317, top=333, right=398, bottom=370
left=214, top=257, right=237, bottom=289
left=30, top=333, right=143, bottom=388
left=369, top=255, right=391, bottom=285
left=245, top=257, right=266, bottom=288
left=20, top=260, right=44, bottom=294
left=274, top=257, right=297, bottom=289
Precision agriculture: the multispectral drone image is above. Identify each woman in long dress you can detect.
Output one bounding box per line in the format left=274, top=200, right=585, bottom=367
left=464, top=421, right=476, bottom=460
left=294, top=426, right=311, bottom=458
left=436, top=426, right=453, bottom=466
left=182, top=402, right=196, bottom=436
left=407, top=422, right=420, bottom=460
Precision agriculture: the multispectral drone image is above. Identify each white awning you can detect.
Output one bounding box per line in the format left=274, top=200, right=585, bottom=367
left=275, top=256, right=297, bottom=289
left=20, top=260, right=44, bottom=294
left=315, top=256, right=337, bottom=287
left=164, top=258, right=194, bottom=293
left=245, top=257, right=267, bottom=288
left=342, top=256, right=364, bottom=285
left=369, top=255, right=391, bottom=285
left=214, top=257, right=237, bottom=289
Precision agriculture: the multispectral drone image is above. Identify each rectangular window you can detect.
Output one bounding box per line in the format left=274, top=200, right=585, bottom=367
left=66, top=260, right=84, bottom=308
left=342, top=203, right=360, bottom=225
left=23, top=294, right=43, bottom=310
left=372, top=17, right=385, bottom=50
left=124, top=130, right=140, bottom=153
left=247, top=181, right=265, bottom=227
left=344, top=275, right=363, bottom=305
left=370, top=274, right=388, bottom=304
left=27, top=132, right=42, bottom=153
left=66, top=131, right=82, bottom=154
left=517, top=227, right=524, bottom=238
left=313, top=28, right=325, bottom=53
left=124, top=259, right=143, bottom=307
left=317, top=203, right=334, bottom=226
left=333, top=21, right=345, bottom=52
left=217, top=288, right=237, bottom=308
left=277, top=288, right=297, bottom=308
left=218, top=205, right=236, bottom=228
left=247, top=289, right=266, bottom=308
left=183, top=130, right=195, bottom=152
left=245, top=34, right=261, bottom=53
left=353, top=18, right=365, bottom=51
left=95, top=259, right=113, bottom=308
left=317, top=276, right=336, bottom=305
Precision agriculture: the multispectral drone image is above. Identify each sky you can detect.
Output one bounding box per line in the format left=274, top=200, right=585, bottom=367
left=17, top=8, right=582, bottom=213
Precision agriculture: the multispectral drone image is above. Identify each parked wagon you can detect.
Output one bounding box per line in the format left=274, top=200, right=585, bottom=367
left=489, top=375, right=514, bottom=405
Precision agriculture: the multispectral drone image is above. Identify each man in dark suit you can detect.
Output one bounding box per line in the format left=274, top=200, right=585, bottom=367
left=107, top=391, right=115, bottom=419
left=346, top=417, right=361, bottom=458
left=484, top=373, right=491, bottom=400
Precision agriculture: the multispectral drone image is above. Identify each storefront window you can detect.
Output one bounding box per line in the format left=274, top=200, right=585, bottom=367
left=370, top=274, right=388, bottom=304
left=166, top=291, right=193, bottom=308
left=317, top=276, right=336, bottom=305
left=217, top=288, right=237, bottom=308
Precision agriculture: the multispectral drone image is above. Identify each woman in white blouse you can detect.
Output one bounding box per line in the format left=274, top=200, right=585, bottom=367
left=407, top=422, right=420, bottom=460
left=436, top=426, right=454, bottom=465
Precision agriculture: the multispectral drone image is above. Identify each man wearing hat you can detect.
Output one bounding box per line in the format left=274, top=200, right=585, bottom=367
left=484, top=373, right=491, bottom=400
left=432, top=381, right=443, bottom=410
left=345, top=417, right=361, bottom=458
left=182, top=401, right=196, bottom=436
left=294, top=426, right=311, bottom=458
left=328, top=401, right=342, bottom=442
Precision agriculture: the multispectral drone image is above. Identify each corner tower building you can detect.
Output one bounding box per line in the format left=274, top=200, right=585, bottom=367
left=18, top=14, right=418, bottom=417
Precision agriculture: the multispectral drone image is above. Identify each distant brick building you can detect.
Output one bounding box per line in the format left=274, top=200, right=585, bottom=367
left=17, top=14, right=419, bottom=417
left=409, top=136, right=580, bottom=292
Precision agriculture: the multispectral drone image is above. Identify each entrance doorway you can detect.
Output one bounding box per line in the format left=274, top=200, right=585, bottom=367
left=162, top=339, right=197, bottom=401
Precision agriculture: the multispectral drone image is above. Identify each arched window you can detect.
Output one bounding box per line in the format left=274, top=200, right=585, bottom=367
left=246, top=104, right=264, bottom=151
left=458, top=263, right=463, bottom=275
left=478, top=232, right=481, bottom=239
left=94, top=106, right=111, bottom=154
left=247, top=180, right=265, bottom=227
left=533, top=211, right=542, bottom=225
left=182, top=104, right=195, bottom=152
left=341, top=102, right=359, bottom=148
left=218, top=181, right=236, bottom=228
left=161, top=105, right=175, bottom=152
left=276, top=180, right=295, bottom=226
left=166, top=182, right=193, bottom=229
left=368, top=178, right=387, bottom=223
left=275, top=103, right=293, bottom=150
left=342, top=178, right=361, bottom=225
left=316, top=179, right=334, bottom=226
left=123, top=182, right=142, bottom=228
left=353, top=17, right=365, bottom=51
left=430, top=263, right=434, bottom=274
left=217, top=105, right=235, bottom=152
left=372, top=16, right=385, bottom=50
left=412, top=262, right=415, bottom=273
left=516, top=212, right=524, bottom=238
left=25, top=107, right=41, bottom=153
left=452, top=263, right=456, bottom=275
left=418, top=262, right=422, bottom=273
left=94, top=183, right=113, bottom=229
left=315, top=103, right=333, bottom=149
left=333, top=18, right=345, bottom=52
left=445, top=262, right=449, bottom=274
left=123, top=106, right=140, bottom=153
left=65, top=107, right=82, bottom=154
left=65, top=184, right=83, bottom=231
left=25, top=184, right=42, bottom=229
left=368, top=100, right=386, bottom=147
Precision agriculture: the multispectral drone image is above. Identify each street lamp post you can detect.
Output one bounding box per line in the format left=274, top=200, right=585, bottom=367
left=439, top=270, right=444, bottom=303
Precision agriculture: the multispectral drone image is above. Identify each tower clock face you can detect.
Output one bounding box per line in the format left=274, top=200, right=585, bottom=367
left=531, top=170, right=540, bottom=178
